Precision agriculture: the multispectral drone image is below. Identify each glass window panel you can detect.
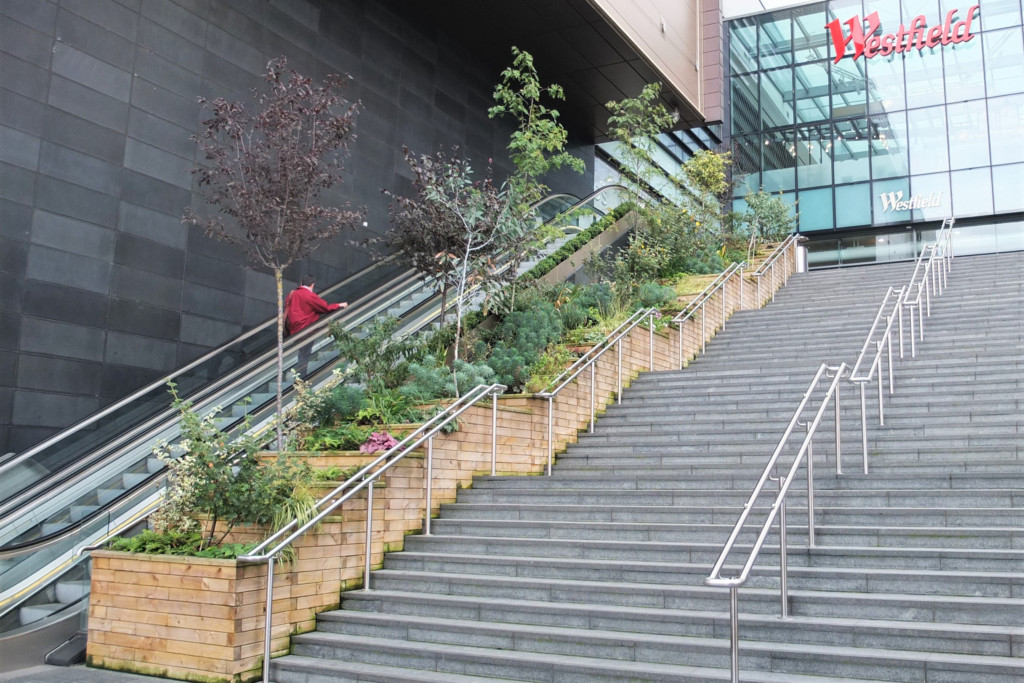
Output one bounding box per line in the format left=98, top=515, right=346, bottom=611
left=943, top=32, right=985, bottom=102
left=831, top=57, right=868, bottom=118
left=875, top=232, right=917, bottom=261
left=951, top=223, right=997, bottom=255
left=793, top=5, right=830, bottom=63
left=796, top=122, right=833, bottom=187
left=795, top=62, right=831, bottom=123
left=996, top=221, right=1024, bottom=252
left=873, top=177, right=913, bottom=224
left=761, top=129, right=797, bottom=192
left=870, top=110, right=910, bottom=179
left=828, top=0, right=863, bottom=22
left=900, top=0, right=938, bottom=21
left=946, top=100, right=990, bottom=170
left=807, top=238, right=840, bottom=268
left=910, top=172, right=952, bottom=221
left=761, top=68, right=795, bottom=128
left=993, top=163, right=1024, bottom=211
left=977, top=0, right=1021, bottom=31
left=730, top=18, right=759, bottom=75
left=903, top=46, right=946, bottom=108
left=951, top=168, right=994, bottom=217
left=759, top=13, right=792, bottom=69
left=835, top=182, right=872, bottom=227
left=866, top=55, right=906, bottom=114
left=832, top=118, right=870, bottom=183
left=732, top=135, right=762, bottom=195
left=838, top=234, right=882, bottom=264
left=873, top=2, right=902, bottom=32
left=907, top=106, right=949, bottom=174
left=798, top=187, right=834, bottom=231
left=988, top=94, right=1024, bottom=165
left=984, top=27, right=1024, bottom=97
left=730, top=72, right=760, bottom=135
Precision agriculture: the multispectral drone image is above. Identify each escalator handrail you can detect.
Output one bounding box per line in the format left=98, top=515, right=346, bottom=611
left=0, top=186, right=630, bottom=551
left=0, top=254, right=402, bottom=473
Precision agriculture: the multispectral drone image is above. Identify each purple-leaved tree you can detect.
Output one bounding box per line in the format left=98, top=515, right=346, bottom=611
left=184, top=57, right=364, bottom=448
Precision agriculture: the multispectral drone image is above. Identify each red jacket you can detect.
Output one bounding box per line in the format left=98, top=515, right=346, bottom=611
left=284, top=286, right=340, bottom=336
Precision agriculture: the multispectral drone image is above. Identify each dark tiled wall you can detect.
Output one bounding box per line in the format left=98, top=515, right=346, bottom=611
left=0, top=0, right=597, bottom=454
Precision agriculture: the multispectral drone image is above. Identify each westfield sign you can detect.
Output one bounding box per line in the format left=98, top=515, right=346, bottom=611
left=826, top=5, right=980, bottom=63
left=879, top=190, right=944, bottom=213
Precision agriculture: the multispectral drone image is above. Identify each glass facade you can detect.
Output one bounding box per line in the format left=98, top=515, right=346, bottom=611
left=726, top=0, right=1024, bottom=265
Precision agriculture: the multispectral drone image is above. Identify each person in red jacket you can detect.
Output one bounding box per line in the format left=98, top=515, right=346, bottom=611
left=284, top=275, right=348, bottom=376
left=285, top=275, right=347, bottom=336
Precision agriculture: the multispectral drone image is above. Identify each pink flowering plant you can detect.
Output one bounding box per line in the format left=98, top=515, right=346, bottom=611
left=359, top=431, right=399, bottom=453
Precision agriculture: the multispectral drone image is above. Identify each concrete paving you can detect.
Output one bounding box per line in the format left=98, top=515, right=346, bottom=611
left=0, top=666, right=162, bottom=683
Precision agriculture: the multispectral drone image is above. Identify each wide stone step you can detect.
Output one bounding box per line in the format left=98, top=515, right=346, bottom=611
left=439, top=503, right=1024, bottom=528
left=400, top=535, right=1024, bottom=573
left=325, top=593, right=1024, bottom=659
left=280, top=631, right=868, bottom=683
left=365, top=569, right=1024, bottom=626
left=383, top=551, right=1024, bottom=598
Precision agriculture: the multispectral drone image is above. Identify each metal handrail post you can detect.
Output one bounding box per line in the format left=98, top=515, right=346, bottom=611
left=649, top=311, right=655, bottom=370
left=834, top=380, right=843, bottom=475
left=676, top=322, right=683, bottom=369
left=771, top=262, right=776, bottom=302
left=739, top=267, right=745, bottom=309
left=925, top=268, right=932, bottom=317
left=721, top=282, right=726, bottom=328
left=897, top=300, right=905, bottom=359
left=918, top=292, right=924, bottom=340
left=490, top=392, right=498, bottom=476
left=909, top=303, right=918, bottom=357
left=364, top=481, right=373, bottom=590
left=617, top=339, right=623, bottom=403
left=589, top=364, right=596, bottom=433
left=772, top=473, right=789, bottom=619
left=876, top=344, right=885, bottom=427
left=756, top=274, right=761, bottom=307
left=424, top=436, right=433, bottom=535
left=887, top=324, right=894, bottom=395
left=859, top=380, right=869, bottom=474
left=701, top=309, right=706, bottom=353
left=805, top=422, right=816, bottom=548
left=729, top=586, right=740, bottom=683
left=262, top=558, right=275, bottom=683
left=546, top=396, right=553, bottom=476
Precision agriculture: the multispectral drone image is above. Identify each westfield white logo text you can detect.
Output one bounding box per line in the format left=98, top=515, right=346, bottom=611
left=879, top=191, right=944, bottom=212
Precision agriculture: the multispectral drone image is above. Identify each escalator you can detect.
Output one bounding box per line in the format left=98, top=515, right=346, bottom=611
left=0, top=186, right=625, bottom=672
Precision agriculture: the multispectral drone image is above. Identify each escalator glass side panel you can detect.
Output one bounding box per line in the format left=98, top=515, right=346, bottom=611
left=0, top=258, right=407, bottom=509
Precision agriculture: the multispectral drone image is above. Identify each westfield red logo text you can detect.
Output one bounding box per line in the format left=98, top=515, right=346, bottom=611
left=826, top=5, right=980, bottom=63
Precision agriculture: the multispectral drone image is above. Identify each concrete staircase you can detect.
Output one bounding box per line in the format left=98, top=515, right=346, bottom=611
left=271, top=252, right=1024, bottom=682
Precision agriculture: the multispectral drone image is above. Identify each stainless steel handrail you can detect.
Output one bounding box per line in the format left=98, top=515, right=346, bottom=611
left=536, top=307, right=660, bottom=476
left=237, top=383, right=506, bottom=683
left=849, top=217, right=955, bottom=469
left=750, top=233, right=802, bottom=305
left=849, top=286, right=904, bottom=473
left=672, top=262, right=745, bottom=362
left=705, top=362, right=847, bottom=683
left=0, top=255, right=402, bottom=475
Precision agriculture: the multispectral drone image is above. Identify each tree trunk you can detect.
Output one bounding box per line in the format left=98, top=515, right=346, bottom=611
left=275, top=269, right=285, bottom=450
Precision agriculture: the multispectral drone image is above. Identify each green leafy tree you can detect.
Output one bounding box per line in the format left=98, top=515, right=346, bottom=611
left=744, top=189, right=798, bottom=246
left=184, top=57, right=364, bottom=448
left=486, top=47, right=584, bottom=311
left=605, top=83, right=675, bottom=204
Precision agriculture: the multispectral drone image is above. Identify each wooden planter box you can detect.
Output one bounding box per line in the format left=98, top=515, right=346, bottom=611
left=86, top=244, right=803, bottom=682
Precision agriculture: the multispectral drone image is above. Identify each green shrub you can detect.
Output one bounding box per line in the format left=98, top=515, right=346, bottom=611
left=330, top=316, right=426, bottom=392
left=572, top=282, right=614, bottom=318
left=355, top=389, right=423, bottom=426
left=401, top=357, right=496, bottom=401
left=637, top=282, right=676, bottom=307
left=558, top=302, right=589, bottom=330
left=299, top=423, right=371, bottom=451
left=484, top=302, right=563, bottom=391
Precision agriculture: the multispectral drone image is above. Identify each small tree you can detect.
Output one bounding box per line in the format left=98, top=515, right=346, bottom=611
left=744, top=189, right=798, bottom=249
left=487, top=47, right=584, bottom=311
left=605, top=83, right=675, bottom=204
left=184, top=57, right=364, bottom=448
